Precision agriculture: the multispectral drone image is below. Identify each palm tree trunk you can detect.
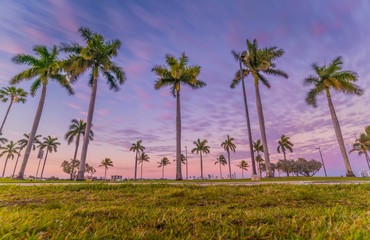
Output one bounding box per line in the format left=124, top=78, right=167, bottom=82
left=40, top=150, right=49, bottom=179
left=325, top=88, right=354, bottom=177
left=104, top=167, right=107, bottom=180
left=0, top=100, right=13, bottom=134
left=134, top=151, right=138, bottom=180
left=176, top=90, right=182, bottom=180
left=253, top=74, right=272, bottom=177
left=200, top=152, right=203, bottom=180
left=239, top=62, right=257, bottom=175
left=73, top=135, right=80, bottom=162
left=227, top=150, right=232, bottom=179
left=242, top=169, right=244, bottom=179
left=364, top=151, right=370, bottom=170
left=141, top=162, right=143, bottom=179
left=17, top=84, right=47, bottom=180
left=77, top=70, right=98, bottom=180
left=283, top=151, right=286, bottom=160
left=12, top=152, right=21, bottom=178
left=162, top=165, right=164, bottom=179
left=2, top=156, right=9, bottom=178
left=219, top=162, right=222, bottom=179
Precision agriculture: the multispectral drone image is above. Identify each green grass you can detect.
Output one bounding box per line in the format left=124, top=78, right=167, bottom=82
left=0, top=183, right=369, bottom=239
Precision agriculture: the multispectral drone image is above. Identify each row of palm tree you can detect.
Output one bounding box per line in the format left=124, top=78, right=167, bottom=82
left=5, top=25, right=364, bottom=179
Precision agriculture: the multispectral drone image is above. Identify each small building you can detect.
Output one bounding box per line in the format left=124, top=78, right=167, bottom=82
left=111, top=175, right=123, bottom=181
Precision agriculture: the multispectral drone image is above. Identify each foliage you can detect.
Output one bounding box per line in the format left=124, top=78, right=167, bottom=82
left=277, top=158, right=322, bottom=177
left=60, top=159, right=80, bottom=180
left=215, top=155, right=227, bottom=166
left=277, top=134, right=293, bottom=159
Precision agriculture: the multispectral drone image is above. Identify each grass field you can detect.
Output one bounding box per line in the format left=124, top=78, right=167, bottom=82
left=0, top=182, right=369, bottom=239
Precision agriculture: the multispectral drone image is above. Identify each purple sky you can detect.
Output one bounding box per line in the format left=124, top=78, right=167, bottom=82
left=0, top=0, right=369, bottom=179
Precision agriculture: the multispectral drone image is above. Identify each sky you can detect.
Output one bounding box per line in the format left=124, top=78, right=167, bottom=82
left=0, top=0, right=369, bottom=179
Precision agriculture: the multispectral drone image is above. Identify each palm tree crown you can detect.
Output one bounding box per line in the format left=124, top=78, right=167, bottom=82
left=349, top=126, right=370, bottom=170
left=11, top=45, right=73, bottom=180
left=61, top=27, right=125, bottom=180
left=305, top=56, right=363, bottom=177
left=65, top=119, right=94, bottom=145
left=277, top=135, right=293, bottom=160
left=40, top=136, right=60, bottom=154
left=152, top=52, right=206, bottom=180
left=241, top=39, right=288, bottom=178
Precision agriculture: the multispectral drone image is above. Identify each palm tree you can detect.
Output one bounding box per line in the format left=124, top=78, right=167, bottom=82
left=65, top=119, right=94, bottom=166
left=215, top=154, right=227, bottom=179
left=39, top=136, right=60, bottom=179
left=231, top=50, right=257, bottom=177
left=253, top=139, right=264, bottom=177
left=129, top=140, right=145, bottom=180
left=99, top=158, right=113, bottom=180
left=191, top=139, right=210, bottom=179
left=305, top=56, right=363, bottom=177
left=0, top=141, right=19, bottom=178
left=0, top=86, right=28, bottom=134
left=277, top=135, right=293, bottom=160
left=12, top=134, right=41, bottom=178
left=173, top=154, right=186, bottom=164
left=349, top=127, right=370, bottom=170
left=237, top=160, right=249, bottom=179
left=138, top=152, right=150, bottom=179
left=241, top=39, right=288, bottom=177
left=11, top=45, right=73, bottom=179
left=158, top=157, right=171, bottom=179
left=61, top=27, right=125, bottom=180
left=221, top=135, right=236, bottom=179
left=152, top=53, right=206, bottom=180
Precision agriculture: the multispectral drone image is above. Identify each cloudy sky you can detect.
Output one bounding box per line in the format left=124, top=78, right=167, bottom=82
left=0, top=0, right=369, bottom=179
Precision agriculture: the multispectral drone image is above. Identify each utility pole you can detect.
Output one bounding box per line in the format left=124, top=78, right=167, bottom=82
left=317, top=147, right=327, bottom=177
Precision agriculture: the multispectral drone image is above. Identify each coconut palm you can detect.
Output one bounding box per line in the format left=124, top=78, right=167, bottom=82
left=129, top=140, right=145, bottom=180
left=0, top=86, right=28, bottom=134
left=237, top=160, right=249, bottom=179
left=191, top=139, right=210, bottom=180
left=65, top=119, right=94, bottom=166
left=11, top=45, right=73, bottom=179
left=241, top=39, right=288, bottom=177
left=12, top=133, right=41, bottom=178
left=61, top=27, right=125, bottom=180
left=39, top=136, right=60, bottom=179
left=158, top=157, right=171, bottom=179
left=0, top=141, right=19, bottom=178
left=277, top=135, right=293, bottom=160
left=138, top=152, right=150, bottom=179
left=221, top=135, right=236, bottom=179
left=231, top=50, right=257, bottom=176
left=173, top=154, right=186, bottom=164
left=152, top=53, right=206, bottom=180
left=349, top=127, right=370, bottom=170
left=253, top=139, right=264, bottom=177
left=305, top=56, right=363, bottom=177
left=99, top=158, right=113, bottom=180
left=215, top=154, right=227, bottom=179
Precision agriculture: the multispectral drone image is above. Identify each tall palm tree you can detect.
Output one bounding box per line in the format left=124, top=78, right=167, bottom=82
left=0, top=141, right=19, bottom=178
left=65, top=119, right=94, bottom=166
left=237, top=160, right=249, bottom=179
left=11, top=45, right=73, bottom=179
left=221, top=135, right=236, bottom=179
left=231, top=50, right=257, bottom=176
left=0, top=86, right=27, bottom=134
left=215, top=154, right=227, bottom=179
left=158, top=157, right=171, bottom=179
left=277, top=135, right=293, bottom=160
left=253, top=139, right=264, bottom=177
left=39, top=136, right=60, bottom=179
left=99, top=158, right=113, bottom=180
left=12, top=133, right=41, bottom=178
left=241, top=39, right=288, bottom=177
left=349, top=127, right=370, bottom=170
left=305, top=56, right=363, bottom=177
left=129, top=140, right=145, bottom=180
left=138, top=152, right=150, bottom=179
left=61, top=27, right=125, bottom=180
left=152, top=53, right=206, bottom=180
left=191, top=139, right=210, bottom=179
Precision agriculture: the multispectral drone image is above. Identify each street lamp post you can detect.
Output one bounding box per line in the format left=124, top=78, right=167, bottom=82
left=317, top=147, right=327, bottom=177
left=185, top=146, right=188, bottom=180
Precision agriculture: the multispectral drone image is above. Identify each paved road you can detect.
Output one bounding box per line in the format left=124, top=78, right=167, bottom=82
left=1, top=180, right=369, bottom=186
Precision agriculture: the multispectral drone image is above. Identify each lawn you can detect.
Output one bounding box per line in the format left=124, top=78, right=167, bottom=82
left=0, top=182, right=369, bottom=239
